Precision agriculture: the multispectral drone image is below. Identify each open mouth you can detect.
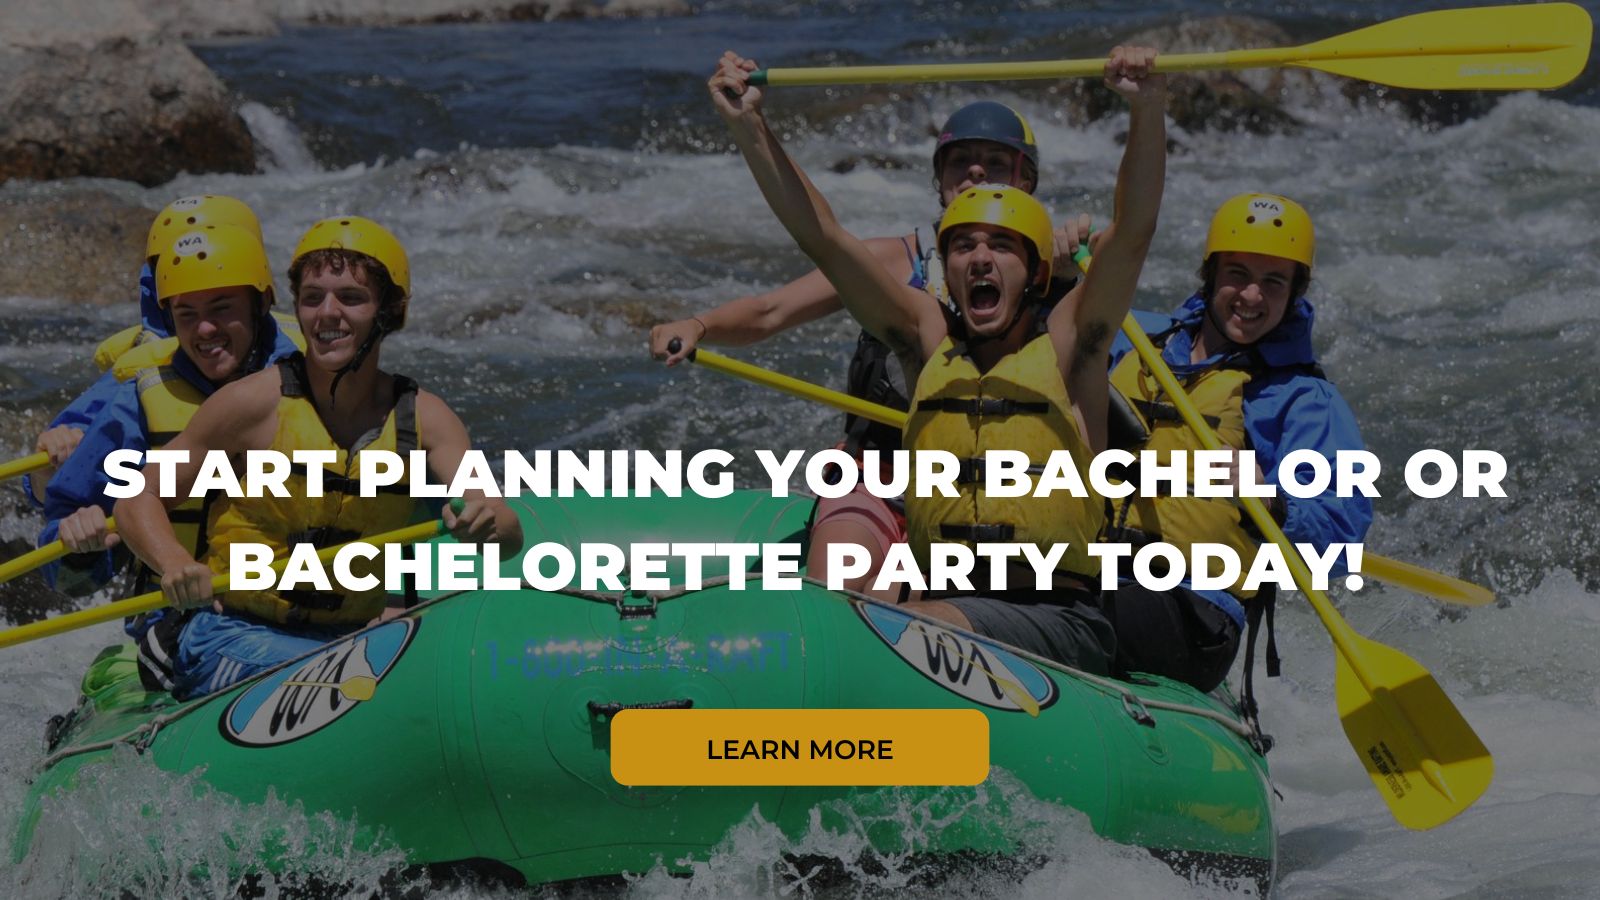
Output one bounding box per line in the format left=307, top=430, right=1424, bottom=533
left=968, top=280, right=1002, bottom=316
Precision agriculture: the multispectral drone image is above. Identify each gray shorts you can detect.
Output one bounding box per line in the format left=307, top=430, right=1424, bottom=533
left=942, top=590, right=1116, bottom=674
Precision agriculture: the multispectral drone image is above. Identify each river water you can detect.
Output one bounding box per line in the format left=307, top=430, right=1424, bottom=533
left=1, top=0, right=1597, bottom=896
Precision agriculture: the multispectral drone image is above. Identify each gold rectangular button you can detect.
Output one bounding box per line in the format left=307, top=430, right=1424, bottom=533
left=610, top=708, right=989, bottom=786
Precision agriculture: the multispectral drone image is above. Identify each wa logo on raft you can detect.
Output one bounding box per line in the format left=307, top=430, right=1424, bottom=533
left=220, top=619, right=417, bottom=747
left=857, top=603, right=1058, bottom=713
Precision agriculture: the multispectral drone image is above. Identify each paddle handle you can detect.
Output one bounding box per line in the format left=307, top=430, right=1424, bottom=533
left=671, top=338, right=907, bottom=428
left=0, top=516, right=118, bottom=586
left=0, top=512, right=457, bottom=651
left=0, top=451, right=50, bottom=482
left=1365, top=554, right=1492, bottom=607
left=1118, top=319, right=1373, bottom=656
left=751, top=49, right=1305, bottom=87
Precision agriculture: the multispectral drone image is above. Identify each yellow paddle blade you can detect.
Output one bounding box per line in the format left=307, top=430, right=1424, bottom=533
left=0, top=452, right=50, bottom=482
left=1367, top=554, right=1494, bottom=607
left=1290, top=3, right=1591, bottom=91
left=1335, top=632, right=1493, bottom=830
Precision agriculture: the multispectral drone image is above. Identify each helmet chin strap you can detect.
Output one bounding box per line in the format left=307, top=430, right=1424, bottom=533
left=244, top=301, right=271, bottom=375
left=328, top=319, right=386, bottom=405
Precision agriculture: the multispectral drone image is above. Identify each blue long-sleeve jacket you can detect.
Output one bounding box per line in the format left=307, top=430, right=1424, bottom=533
left=21, top=265, right=171, bottom=508
left=37, top=313, right=300, bottom=594
left=1109, top=294, right=1373, bottom=624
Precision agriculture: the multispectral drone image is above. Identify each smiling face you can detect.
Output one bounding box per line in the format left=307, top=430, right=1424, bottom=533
left=167, top=288, right=260, bottom=384
left=936, top=140, right=1033, bottom=207
left=942, top=223, right=1039, bottom=339
left=1205, top=251, right=1299, bottom=346
left=295, top=264, right=381, bottom=372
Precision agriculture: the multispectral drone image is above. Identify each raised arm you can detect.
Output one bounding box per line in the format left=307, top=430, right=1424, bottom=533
left=709, top=52, right=940, bottom=363
left=1052, top=46, right=1167, bottom=370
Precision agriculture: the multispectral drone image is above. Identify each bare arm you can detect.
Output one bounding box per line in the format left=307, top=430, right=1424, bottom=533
left=709, top=52, right=941, bottom=364
left=113, top=371, right=279, bottom=608
left=1052, top=46, right=1167, bottom=371
left=649, top=235, right=914, bottom=365
left=1053, top=46, right=1167, bottom=452
left=416, top=390, right=524, bottom=555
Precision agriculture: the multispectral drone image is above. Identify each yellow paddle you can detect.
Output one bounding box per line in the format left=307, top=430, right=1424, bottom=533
left=1119, top=317, right=1492, bottom=830
left=0, top=517, right=116, bottom=586
left=281, top=674, right=378, bottom=702
left=751, top=4, right=1591, bottom=91
left=667, top=339, right=1492, bottom=608
left=0, top=452, right=49, bottom=482
left=1365, top=554, right=1490, bottom=608
left=0, top=512, right=455, bottom=651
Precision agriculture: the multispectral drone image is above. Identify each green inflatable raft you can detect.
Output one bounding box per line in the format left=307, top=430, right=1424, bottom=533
left=15, top=491, right=1276, bottom=889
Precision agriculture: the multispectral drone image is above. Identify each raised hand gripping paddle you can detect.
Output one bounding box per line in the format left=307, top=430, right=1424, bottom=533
left=750, top=4, right=1591, bottom=92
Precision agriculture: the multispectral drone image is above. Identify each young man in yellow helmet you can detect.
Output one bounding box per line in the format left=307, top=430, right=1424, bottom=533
left=1104, top=193, right=1372, bottom=691
left=649, top=102, right=1095, bottom=601
left=25, top=195, right=303, bottom=506
left=115, top=216, right=523, bottom=700
left=708, top=46, right=1167, bottom=672
left=36, top=223, right=304, bottom=689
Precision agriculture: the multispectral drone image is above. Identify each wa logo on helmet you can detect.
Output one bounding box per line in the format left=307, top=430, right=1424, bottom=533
left=174, top=232, right=212, bottom=256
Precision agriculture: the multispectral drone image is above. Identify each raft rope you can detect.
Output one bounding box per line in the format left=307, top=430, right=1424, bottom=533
left=42, top=576, right=1256, bottom=767
left=616, top=574, right=1258, bottom=742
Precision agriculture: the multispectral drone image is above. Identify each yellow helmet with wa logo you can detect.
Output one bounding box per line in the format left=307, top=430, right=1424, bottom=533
left=146, top=195, right=263, bottom=263
left=937, top=184, right=1054, bottom=286
left=291, top=216, right=411, bottom=329
left=154, top=224, right=274, bottom=306
left=1204, top=193, right=1315, bottom=268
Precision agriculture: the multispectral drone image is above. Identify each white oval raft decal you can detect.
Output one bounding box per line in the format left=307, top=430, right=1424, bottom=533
left=857, top=603, right=1057, bottom=713
left=221, top=619, right=416, bottom=747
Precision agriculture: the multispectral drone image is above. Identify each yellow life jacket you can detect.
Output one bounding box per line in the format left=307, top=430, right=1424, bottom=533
left=904, top=330, right=1103, bottom=580
left=203, top=357, right=420, bottom=626
left=1106, top=342, right=1259, bottom=599
left=97, top=311, right=307, bottom=373
left=94, top=324, right=152, bottom=372
left=118, top=342, right=211, bottom=564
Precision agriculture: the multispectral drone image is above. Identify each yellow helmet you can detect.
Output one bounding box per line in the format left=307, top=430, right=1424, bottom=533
left=291, top=216, right=411, bottom=328
left=938, top=184, right=1054, bottom=286
left=1203, top=193, right=1314, bottom=268
left=145, top=195, right=262, bottom=263
left=154, top=224, right=274, bottom=306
